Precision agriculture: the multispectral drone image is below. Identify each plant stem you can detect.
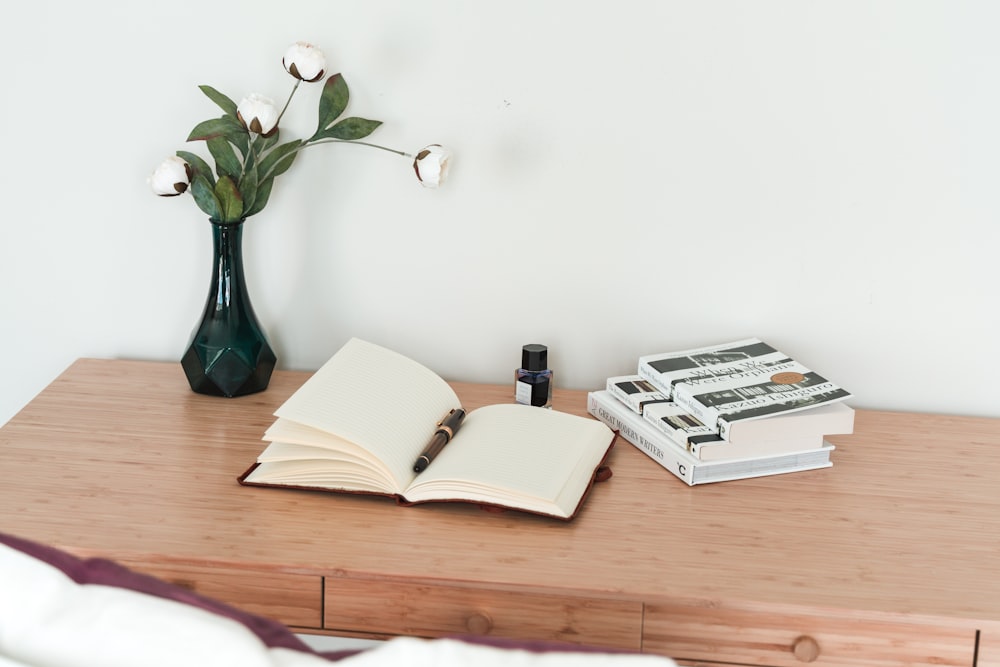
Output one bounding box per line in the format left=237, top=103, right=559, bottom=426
left=300, top=138, right=413, bottom=158
left=276, top=79, right=301, bottom=127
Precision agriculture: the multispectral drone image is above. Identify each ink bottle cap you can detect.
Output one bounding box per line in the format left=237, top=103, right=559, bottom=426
left=521, top=344, right=548, bottom=372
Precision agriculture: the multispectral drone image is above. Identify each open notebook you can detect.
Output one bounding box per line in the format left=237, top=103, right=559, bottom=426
left=239, top=338, right=616, bottom=520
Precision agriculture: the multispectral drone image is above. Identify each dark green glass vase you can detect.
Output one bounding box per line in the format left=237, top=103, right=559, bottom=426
left=181, top=219, right=276, bottom=397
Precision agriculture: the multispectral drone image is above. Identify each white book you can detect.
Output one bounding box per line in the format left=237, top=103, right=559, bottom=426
left=637, top=339, right=853, bottom=442
left=638, top=338, right=789, bottom=390
left=587, top=391, right=834, bottom=485
left=639, top=400, right=826, bottom=461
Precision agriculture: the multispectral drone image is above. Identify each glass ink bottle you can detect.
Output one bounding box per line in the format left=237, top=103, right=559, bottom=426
left=515, top=344, right=553, bottom=408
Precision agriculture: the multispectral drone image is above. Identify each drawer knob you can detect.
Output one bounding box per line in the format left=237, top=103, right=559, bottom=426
left=466, top=612, right=494, bottom=634
left=792, top=635, right=821, bottom=663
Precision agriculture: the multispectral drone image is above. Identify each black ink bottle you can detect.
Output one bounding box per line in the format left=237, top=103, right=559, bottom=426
left=515, top=344, right=553, bottom=408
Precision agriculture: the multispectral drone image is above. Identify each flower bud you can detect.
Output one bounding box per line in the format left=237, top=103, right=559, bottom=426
left=412, top=144, right=451, bottom=189
left=149, top=156, right=191, bottom=196
left=236, top=93, right=280, bottom=136
left=283, top=41, right=327, bottom=83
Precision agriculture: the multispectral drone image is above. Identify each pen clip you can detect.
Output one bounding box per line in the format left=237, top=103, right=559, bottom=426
left=435, top=407, right=466, bottom=441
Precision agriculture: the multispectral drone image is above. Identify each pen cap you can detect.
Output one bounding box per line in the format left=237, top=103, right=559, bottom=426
left=521, top=344, right=548, bottom=372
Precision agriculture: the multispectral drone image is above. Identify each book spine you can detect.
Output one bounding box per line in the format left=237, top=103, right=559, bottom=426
left=670, top=387, right=722, bottom=433
left=685, top=434, right=732, bottom=458
left=636, top=362, right=671, bottom=397
left=715, top=380, right=852, bottom=439
left=640, top=401, right=718, bottom=448
left=587, top=391, right=697, bottom=485
left=606, top=375, right=671, bottom=415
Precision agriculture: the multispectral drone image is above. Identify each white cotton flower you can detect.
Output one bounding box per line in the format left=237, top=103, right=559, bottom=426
left=412, top=144, right=451, bottom=189
left=149, top=156, right=191, bottom=196
left=236, top=93, right=280, bottom=136
left=283, top=41, right=327, bottom=82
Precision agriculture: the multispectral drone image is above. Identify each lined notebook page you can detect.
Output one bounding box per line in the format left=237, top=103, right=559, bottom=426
left=404, top=404, right=614, bottom=517
left=272, top=338, right=461, bottom=490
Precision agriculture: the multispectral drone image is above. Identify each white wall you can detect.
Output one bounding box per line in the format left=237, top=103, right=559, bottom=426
left=2, top=0, right=999, bottom=426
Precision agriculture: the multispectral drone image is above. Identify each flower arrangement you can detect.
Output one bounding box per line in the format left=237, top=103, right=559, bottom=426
left=150, top=42, right=451, bottom=224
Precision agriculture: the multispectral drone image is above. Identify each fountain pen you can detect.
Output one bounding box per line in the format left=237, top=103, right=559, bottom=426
left=412, top=407, right=467, bottom=473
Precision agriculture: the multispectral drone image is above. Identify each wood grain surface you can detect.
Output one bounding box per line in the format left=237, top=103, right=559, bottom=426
left=2, top=358, right=999, bottom=665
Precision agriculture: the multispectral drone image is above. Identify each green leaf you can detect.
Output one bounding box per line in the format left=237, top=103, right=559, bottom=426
left=214, top=175, right=244, bottom=222
left=206, top=137, right=243, bottom=180
left=226, top=126, right=250, bottom=159
left=239, top=164, right=259, bottom=215
left=199, top=85, right=238, bottom=117
left=313, top=117, right=382, bottom=141
left=312, top=73, right=349, bottom=140
left=258, top=139, right=301, bottom=180
left=176, top=151, right=216, bottom=188
left=187, top=116, right=249, bottom=160
left=187, top=116, right=244, bottom=142
left=244, top=177, right=273, bottom=218
left=190, top=175, right=221, bottom=220
left=269, top=152, right=298, bottom=180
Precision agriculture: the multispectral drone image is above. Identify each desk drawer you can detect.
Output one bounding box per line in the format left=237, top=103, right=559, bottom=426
left=324, top=577, right=642, bottom=650
left=124, top=562, right=322, bottom=629
left=643, top=600, right=975, bottom=667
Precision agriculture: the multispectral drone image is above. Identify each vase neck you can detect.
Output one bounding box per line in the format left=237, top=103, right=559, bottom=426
left=208, top=220, right=249, bottom=307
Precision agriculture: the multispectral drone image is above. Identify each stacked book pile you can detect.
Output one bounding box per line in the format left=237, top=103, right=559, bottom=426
left=587, top=338, right=854, bottom=485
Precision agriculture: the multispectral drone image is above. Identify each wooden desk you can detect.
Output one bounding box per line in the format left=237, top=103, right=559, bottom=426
left=2, top=358, right=999, bottom=667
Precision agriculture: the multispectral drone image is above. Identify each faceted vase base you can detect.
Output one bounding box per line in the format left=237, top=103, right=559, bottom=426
left=181, top=342, right=276, bottom=398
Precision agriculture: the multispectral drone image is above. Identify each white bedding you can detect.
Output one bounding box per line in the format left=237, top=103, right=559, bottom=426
left=0, top=540, right=675, bottom=667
